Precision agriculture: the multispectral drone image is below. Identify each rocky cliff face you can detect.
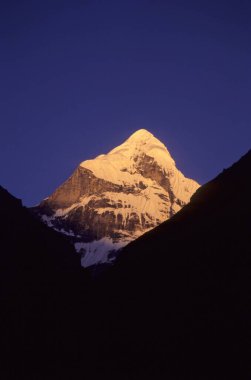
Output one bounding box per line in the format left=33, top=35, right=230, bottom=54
left=34, top=129, right=200, bottom=267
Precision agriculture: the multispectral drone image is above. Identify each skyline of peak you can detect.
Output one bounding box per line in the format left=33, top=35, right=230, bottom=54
left=0, top=1, right=250, bottom=206
left=2, top=124, right=249, bottom=207
left=127, top=129, right=154, bottom=139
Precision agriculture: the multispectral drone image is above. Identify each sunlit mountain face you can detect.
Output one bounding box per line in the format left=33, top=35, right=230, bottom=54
left=33, top=129, right=199, bottom=267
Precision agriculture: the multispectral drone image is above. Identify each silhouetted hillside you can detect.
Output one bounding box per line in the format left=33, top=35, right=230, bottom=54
left=88, top=150, right=251, bottom=379
left=1, top=150, right=250, bottom=379
left=0, top=186, right=88, bottom=379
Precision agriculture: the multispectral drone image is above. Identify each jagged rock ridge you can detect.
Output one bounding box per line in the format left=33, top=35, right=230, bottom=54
left=34, top=129, right=199, bottom=267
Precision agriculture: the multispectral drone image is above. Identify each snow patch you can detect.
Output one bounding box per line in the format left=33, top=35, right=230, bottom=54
left=41, top=215, right=54, bottom=227
left=76, top=238, right=129, bottom=268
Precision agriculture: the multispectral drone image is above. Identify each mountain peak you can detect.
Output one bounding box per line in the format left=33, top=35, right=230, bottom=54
left=105, top=129, right=174, bottom=172
left=35, top=130, right=200, bottom=268
left=127, top=129, right=154, bottom=141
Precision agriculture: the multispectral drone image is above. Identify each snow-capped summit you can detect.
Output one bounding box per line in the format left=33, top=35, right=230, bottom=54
left=80, top=129, right=174, bottom=187
left=124, top=128, right=164, bottom=146
left=34, top=129, right=200, bottom=267
left=127, top=128, right=152, bottom=138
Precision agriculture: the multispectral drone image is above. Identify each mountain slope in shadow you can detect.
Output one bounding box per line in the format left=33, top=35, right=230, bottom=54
left=1, top=150, right=250, bottom=380
left=0, top=186, right=88, bottom=379
left=89, top=150, right=251, bottom=379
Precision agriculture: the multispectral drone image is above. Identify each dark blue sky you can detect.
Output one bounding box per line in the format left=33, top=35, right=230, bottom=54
left=0, top=0, right=250, bottom=206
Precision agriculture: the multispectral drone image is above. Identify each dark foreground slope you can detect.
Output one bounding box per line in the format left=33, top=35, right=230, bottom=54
left=0, top=187, right=88, bottom=379
left=1, top=151, right=250, bottom=380
left=88, top=150, right=251, bottom=379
